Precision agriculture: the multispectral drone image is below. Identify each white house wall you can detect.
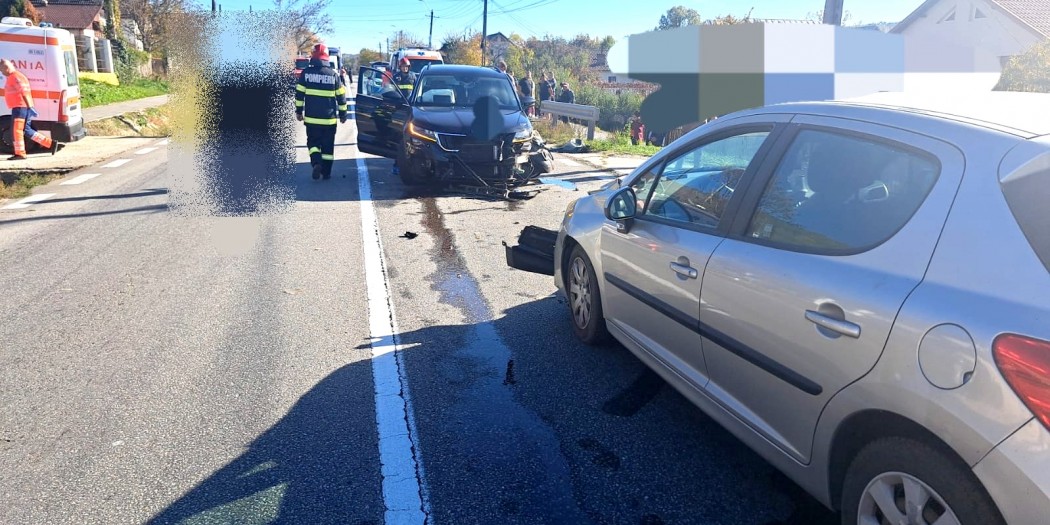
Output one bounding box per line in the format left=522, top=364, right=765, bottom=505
left=896, top=0, right=1042, bottom=61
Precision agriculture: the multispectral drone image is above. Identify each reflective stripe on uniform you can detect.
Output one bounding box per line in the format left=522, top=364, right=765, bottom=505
left=321, top=154, right=334, bottom=160
left=295, top=100, right=304, bottom=107
left=309, top=147, right=321, bottom=154
left=295, top=84, right=307, bottom=92
left=304, top=116, right=338, bottom=125
left=397, top=84, right=413, bottom=90
left=336, top=86, right=346, bottom=96
left=337, top=104, right=347, bottom=111
left=302, top=88, right=338, bottom=97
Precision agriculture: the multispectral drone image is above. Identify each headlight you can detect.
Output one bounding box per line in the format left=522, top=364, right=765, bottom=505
left=513, top=127, right=532, bottom=143
left=408, top=121, right=438, bottom=142
left=565, top=198, right=578, bottom=218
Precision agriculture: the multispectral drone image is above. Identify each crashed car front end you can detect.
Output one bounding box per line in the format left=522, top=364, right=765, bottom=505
left=406, top=126, right=537, bottom=185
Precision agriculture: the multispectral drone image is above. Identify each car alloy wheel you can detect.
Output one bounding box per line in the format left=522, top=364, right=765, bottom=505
left=569, top=255, right=592, bottom=330
left=857, top=471, right=959, bottom=525
left=566, top=245, right=608, bottom=345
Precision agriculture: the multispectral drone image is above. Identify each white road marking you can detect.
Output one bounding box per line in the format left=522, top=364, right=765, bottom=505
left=135, top=147, right=158, bottom=155
left=155, top=139, right=169, bottom=146
left=3, top=193, right=55, bottom=209
left=101, top=159, right=132, bottom=168
left=357, top=156, right=428, bottom=524
left=60, top=173, right=102, bottom=185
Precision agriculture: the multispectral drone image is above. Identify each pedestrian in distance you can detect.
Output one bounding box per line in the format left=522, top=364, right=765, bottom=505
left=518, top=71, right=535, bottom=117
left=557, top=81, right=574, bottom=124
left=537, top=72, right=552, bottom=117
left=295, top=43, right=348, bottom=180
left=496, top=59, right=514, bottom=83
left=0, top=58, right=64, bottom=161
left=629, top=111, right=645, bottom=146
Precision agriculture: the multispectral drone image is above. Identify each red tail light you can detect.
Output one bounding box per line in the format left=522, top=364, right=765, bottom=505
left=994, top=333, right=1050, bottom=430
left=58, top=89, right=68, bottom=123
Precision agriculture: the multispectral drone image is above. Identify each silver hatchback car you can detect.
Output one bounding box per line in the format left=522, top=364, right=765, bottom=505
left=507, top=91, right=1050, bottom=524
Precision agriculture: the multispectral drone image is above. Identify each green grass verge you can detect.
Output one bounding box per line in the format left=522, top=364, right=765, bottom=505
left=0, top=170, right=70, bottom=200
left=80, top=78, right=170, bottom=108
left=587, top=132, right=662, bottom=156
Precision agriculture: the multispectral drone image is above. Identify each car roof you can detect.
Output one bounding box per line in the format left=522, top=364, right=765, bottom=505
left=766, top=91, right=1050, bottom=138
left=418, top=64, right=506, bottom=78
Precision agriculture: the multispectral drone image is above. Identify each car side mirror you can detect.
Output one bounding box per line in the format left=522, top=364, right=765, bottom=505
left=605, top=187, right=637, bottom=233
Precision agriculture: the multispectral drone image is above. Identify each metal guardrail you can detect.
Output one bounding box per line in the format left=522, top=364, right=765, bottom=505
left=538, top=100, right=600, bottom=140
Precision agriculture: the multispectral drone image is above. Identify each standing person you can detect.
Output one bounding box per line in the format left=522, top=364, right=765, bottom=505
left=629, top=111, right=645, bottom=146
left=557, top=81, right=574, bottom=124
left=392, top=57, right=417, bottom=98
left=518, top=71, right=535, bottom=116
left=0, top=59, right=62, bottom=161
left=537, top=72, right=552, bottom=117
left=496, top=60, right=514, bottom=83
left=295, top=43, right=347, bottom=180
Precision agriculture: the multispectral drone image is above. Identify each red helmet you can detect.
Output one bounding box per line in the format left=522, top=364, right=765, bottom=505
left=399, top=57, right=411, bottom=68
left=311, top=43, right=329, bottom=60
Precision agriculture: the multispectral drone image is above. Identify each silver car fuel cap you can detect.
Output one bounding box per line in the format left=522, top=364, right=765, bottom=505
left=918, top=324, right=978, bottom=389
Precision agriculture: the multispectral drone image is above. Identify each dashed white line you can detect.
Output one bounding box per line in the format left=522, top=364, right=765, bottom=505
left=155, top=139, right=169, bottom=146
left=3, top=193, right=55, bottom=210
left=101, top=159, right=132, bottom=168
left=60, top=173, right=102, bottom=185
left=357, top=156, right=428, bottom=525
left=134, top=147, right=158, bottom=155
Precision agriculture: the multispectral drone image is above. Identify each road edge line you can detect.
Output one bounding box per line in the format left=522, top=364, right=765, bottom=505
left=357, top=156, right=430, bottom=524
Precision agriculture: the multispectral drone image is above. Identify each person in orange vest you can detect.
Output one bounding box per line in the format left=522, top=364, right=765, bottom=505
left=0, top=58, right=64, bottom=161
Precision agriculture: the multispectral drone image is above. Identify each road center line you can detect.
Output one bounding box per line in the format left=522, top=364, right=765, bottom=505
left=101, top=159, right=132, bottom=168
left=60, top=173, right=102, bottom=185
left=3, top=193, right=55, bottom=209
left=135, top=147, right=158, bottom=155
left=357, top=156, right=429, bottom=524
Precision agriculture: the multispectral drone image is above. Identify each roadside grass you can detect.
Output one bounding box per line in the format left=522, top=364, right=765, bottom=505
left=0, top=170, right=70, bottom=200
left=587, top=132, right=662, bottom=156
left=85, top=104, right=173, bottom=137
left=80, top=78, right=170, bottom=108
left=531, top=118, right=578, bottom=146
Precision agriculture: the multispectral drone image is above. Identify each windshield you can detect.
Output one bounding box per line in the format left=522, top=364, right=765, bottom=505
left=294, top=58, right=309, bottom=69
left=409, top=59, right=441, bottom=74
left=415, top=73, right=520, bottom=110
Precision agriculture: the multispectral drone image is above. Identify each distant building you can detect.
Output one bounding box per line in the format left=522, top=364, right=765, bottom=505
left=892, top=0, right=1049, bottom=66
left=31, top=0, right=116, bottom=74
left=484, top=32, right=513, bottom=64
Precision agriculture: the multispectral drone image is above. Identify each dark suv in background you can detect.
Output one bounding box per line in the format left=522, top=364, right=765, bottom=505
left=355, top=64, right=536, bottom=186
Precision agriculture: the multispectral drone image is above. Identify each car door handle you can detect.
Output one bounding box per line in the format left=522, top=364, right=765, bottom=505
left=669, top=262, right=698, bottom=279
left=805, top=310, right=861, bottom=338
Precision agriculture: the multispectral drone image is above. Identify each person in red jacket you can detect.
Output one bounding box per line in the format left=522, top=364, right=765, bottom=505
left=0, top=59, right=63, bottom=161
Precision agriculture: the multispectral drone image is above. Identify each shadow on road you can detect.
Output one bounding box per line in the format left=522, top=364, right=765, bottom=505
left=0, top=204, right=168, bottom=225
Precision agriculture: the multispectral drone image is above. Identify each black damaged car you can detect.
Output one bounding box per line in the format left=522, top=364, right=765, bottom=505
left=354, top=64, right=552, bottom=188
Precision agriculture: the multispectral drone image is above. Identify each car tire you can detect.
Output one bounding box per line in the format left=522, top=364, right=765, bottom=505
left=566, top=245, right=609, bottom=345
left=840, top=437, right=1005, bottom=525
left=397, top=146, right=428, bottom=186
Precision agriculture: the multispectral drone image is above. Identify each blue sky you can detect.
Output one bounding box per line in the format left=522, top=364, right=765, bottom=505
left=207, top=0, right=925, bottom=55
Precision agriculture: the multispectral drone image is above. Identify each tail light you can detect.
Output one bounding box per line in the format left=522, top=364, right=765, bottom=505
left=58, top=89, right=68, bottom=123
left=993, top=333, right=1050, bottom=430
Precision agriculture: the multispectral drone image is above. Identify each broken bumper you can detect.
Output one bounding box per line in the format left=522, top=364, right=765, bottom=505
left=504, top=225, right=557, bottom=276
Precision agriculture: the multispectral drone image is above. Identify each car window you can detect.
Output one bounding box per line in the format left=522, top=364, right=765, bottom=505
left=645, top=131, right=770, bottom=228
left=628, top=167, right=659, bottom=213
left=416, top=73, right=518, bottom=109
left=746, top=128, right=940, bottom=253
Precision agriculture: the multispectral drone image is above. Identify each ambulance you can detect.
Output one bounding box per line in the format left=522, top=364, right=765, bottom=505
left=0, top=16, right=85, bottom=152
left=388, top=48, right=443, bottom=74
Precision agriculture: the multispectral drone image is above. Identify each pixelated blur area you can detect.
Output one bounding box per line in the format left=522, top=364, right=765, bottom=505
left=165, top=9, right=298, bottom=219
left=608, top=23, right=1003, bottom=135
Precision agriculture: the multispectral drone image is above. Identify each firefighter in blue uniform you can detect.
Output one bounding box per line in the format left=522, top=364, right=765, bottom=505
left=295, top=43, right=347, bottom=180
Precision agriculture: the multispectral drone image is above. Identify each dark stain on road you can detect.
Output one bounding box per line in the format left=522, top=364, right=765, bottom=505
left=602, top=368, right=666, bottom=418
left=577, top=438, right=621, bottom=471
left=503, top=359, right=517, bottom=385
left=420, top=197, right=490, bottom=323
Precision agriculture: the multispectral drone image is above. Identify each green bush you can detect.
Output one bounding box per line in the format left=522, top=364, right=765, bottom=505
left=111, top=38, right=151, bottom=85
left=575, top=84, right=644, bottom=132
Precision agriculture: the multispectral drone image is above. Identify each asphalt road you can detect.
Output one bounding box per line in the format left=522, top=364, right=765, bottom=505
left=0, top=111, right=839, bottom=525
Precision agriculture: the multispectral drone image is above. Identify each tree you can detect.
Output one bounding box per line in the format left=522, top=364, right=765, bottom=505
left=0, top=0, right=40, bottom=23
left=708, top=8, right=753, bottom=25
left=996, top=40, right=1050, bottom=93
left=273, top=0, right=332, bottom=53
left=358, top=48, right=382, bottom=65
left=123, top=0, right=194, bottom=54
left=656, top=6, right=701, bottom=30
left=441, top=32, right=482, bottom=66
left=103, top=0, right=122, bottom=40
left=806, top=9, right=853, bottom=25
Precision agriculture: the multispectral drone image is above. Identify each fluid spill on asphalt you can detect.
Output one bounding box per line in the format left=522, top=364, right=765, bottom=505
left=415, top=196, right=590, bottom=522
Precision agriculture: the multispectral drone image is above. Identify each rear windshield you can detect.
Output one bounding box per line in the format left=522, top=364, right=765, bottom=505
left=64, top=50, right=78, bottom=87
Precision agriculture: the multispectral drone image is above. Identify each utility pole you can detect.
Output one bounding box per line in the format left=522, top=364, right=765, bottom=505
left=211, top=0, right=216, bottom=12
left=823, top=0, right=844, bottom=25
left=481, top=0, right=488, bottom=65
left=428, top=10, right=434, bottom=49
